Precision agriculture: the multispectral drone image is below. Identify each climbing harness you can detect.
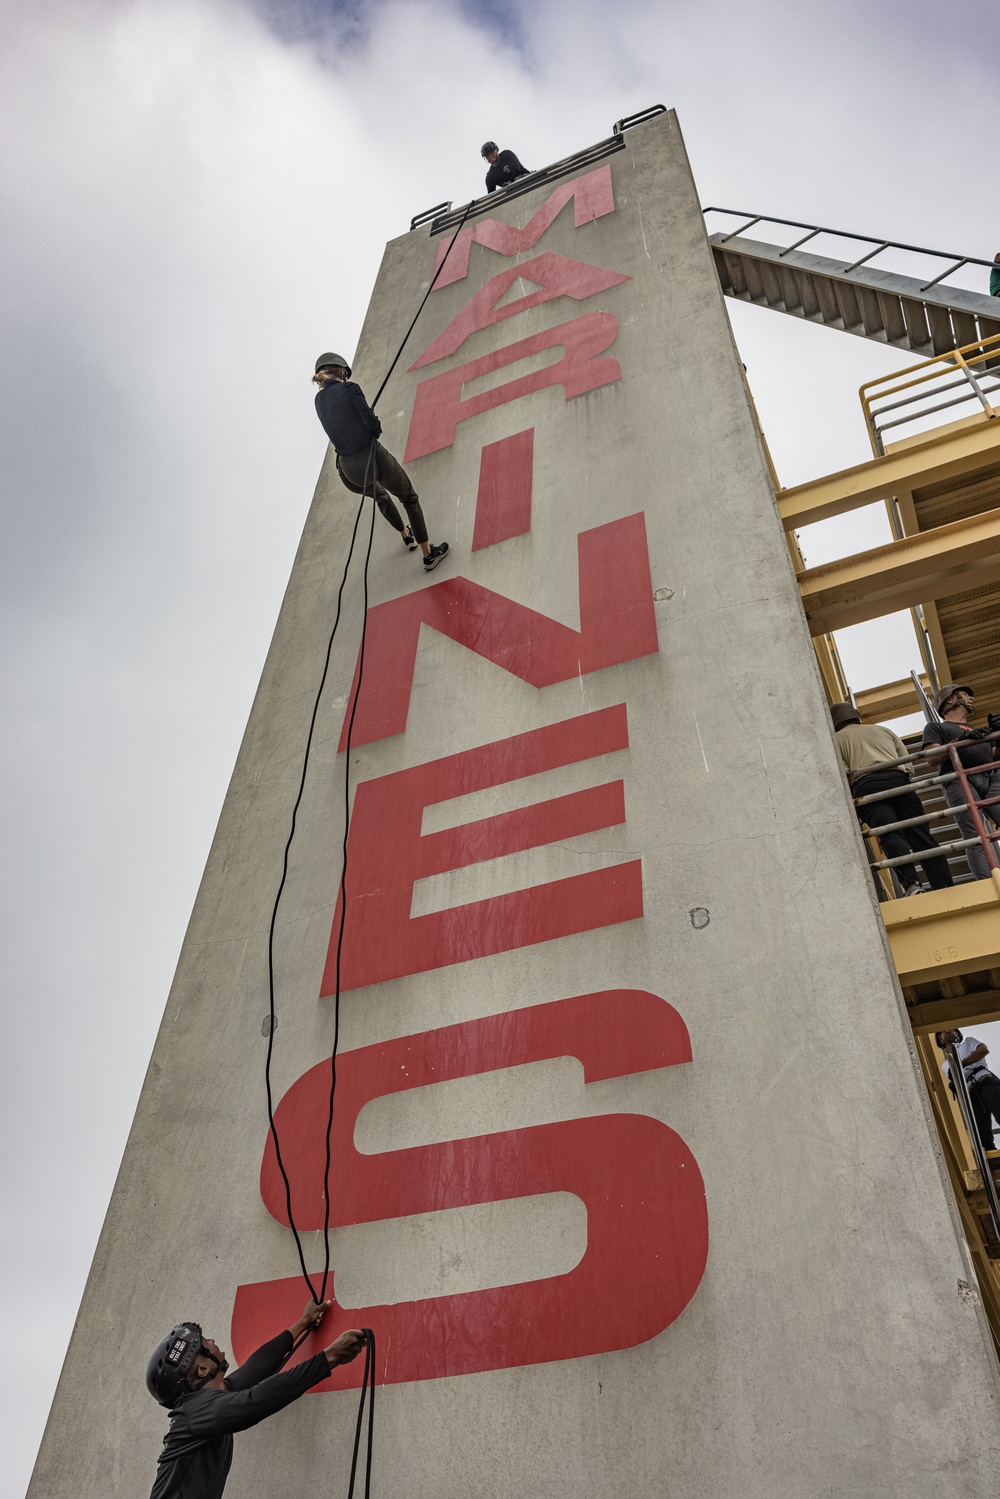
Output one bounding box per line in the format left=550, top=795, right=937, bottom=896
left=261, top=194, right=479, bottom=1486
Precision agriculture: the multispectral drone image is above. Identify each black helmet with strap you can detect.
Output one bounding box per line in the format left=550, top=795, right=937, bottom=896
left=481, top=141, right=498, bottom=158
left=146, top=1322, right=227, bottom=1408
left=315, top=352, right=351, bottom=378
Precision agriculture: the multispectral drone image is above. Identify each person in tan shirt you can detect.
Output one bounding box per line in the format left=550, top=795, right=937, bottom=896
left=832, top=702, right=953, bottom=894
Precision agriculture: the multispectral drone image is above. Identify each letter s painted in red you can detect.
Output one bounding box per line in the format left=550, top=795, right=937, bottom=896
left=232, top=990, right=708, bottom=1387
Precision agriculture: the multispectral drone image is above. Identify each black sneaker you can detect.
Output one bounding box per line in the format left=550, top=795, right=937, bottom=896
left=423, top=542, right=449, bottom=571
left=401, top=530, right=419, bottom=552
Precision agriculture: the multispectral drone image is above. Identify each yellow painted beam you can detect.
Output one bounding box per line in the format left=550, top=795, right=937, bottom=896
left=854, top=676, right=929, bottom=723
left=908, top=991, right=1000, bottom=1034
left=777, top=419, right=1000, bottom=530
left=799, top=505, right=1000, bottom=634
left=883, top=877, right=1000, bottom=987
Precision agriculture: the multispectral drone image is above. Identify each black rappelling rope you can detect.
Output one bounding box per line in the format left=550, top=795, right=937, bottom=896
left=347, top=1327, right=377, bottom=1499
left=261, top=190, right=479, bottom=1479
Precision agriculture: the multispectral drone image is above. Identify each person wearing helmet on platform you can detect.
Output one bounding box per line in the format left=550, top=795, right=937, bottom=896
left=146, top=1298, right=364, bottom=1499
left=831, top=701, right=953, bottom=896
left=312, top=354, right=449, bottom=572
left=481, top=141, right=529, bottom=193
left=921, top=684, right=1000, bottom=881
left=991, top=253, right=1000, bottom=299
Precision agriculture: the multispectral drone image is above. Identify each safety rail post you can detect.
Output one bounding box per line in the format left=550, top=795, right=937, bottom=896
left=858, top=331, right=1000, bottom=455
left=951, top=344, right=998, bottom=420
left=946, top=1043, right=1000, bottom=1246
left=949, top=743, right=1000, bottom=873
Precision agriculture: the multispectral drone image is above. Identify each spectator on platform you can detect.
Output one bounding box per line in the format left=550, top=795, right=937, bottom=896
left=481, top=141, right=530, bottom=194
left=921, top=685, right=1000, bottom=881
left=832, top=702, right=953, bottom=895
left=936, top=1029, right=1000, bottom=1152
left=991, top=253, right=1000, bottom=298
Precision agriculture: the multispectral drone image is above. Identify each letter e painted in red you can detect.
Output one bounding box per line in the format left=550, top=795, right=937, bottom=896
left=327, top=705, right=642, bottom=992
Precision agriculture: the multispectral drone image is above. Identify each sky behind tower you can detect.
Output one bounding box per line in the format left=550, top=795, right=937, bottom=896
left=2, top=2, right=998, bottom=1492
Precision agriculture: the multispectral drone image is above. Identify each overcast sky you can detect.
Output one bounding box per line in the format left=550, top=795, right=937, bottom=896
left=2, top=1, right=999, bottom=1492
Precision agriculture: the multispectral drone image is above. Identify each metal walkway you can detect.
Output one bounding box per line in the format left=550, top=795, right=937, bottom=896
left=705, top=209, right=1000, bottom=359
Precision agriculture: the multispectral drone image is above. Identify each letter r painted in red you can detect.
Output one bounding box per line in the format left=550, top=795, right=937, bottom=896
left=404, top=312, right=620, bottom=462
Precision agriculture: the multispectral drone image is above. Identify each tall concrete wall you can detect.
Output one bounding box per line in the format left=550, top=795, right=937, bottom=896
left=29, top=110, right=1000, bottom=1498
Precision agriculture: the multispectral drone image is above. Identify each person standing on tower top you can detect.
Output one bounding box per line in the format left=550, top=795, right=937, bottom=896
left=990, top=253, right=1000, bottom=298
left=313, top=354, right=450, bottom=572
left=146, top=1299, right=365, bottom=1499
left=481, top=141, right=529, bottom=193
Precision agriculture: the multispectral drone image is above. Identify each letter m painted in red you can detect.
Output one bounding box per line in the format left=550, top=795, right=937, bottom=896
left=431, top=164, right=617, bottom=289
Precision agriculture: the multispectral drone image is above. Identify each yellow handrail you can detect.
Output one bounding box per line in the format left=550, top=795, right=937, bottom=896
left=859, top=331, right=1000, bottom=456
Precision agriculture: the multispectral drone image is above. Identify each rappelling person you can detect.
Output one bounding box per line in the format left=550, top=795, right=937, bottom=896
left=481, top=141, right=530, bottom=193
left=146, top=1297, right=365, bottom=1498
left=313, top=354, right=449, bottom=571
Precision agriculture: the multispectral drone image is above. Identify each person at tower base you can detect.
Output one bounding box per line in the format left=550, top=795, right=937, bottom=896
left=313, top=354, right=449, bottom=572
left=936, top=1029, right=1000, bottom=1152
left=921, top=684, right=1000, bottom=881
left=146, top=1298, right=365, bottom=1499
left=481, top=141, right=529, bottom=193
left=832, top=701, right=953, bottom=895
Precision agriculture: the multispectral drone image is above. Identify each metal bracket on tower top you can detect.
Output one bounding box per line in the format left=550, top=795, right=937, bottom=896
left=410, top=201, right=452, bottom=232
left=613, top=104, right=666, bottom=135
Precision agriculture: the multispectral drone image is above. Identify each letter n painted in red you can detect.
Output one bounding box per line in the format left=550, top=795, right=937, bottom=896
left=232, top=989, right=709, bottom=1386
left=325, top=705, right=642, bottom=993
left=339, top=511, right=656, bottom=747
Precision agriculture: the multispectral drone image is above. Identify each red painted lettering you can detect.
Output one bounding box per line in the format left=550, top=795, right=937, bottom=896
left=338, top=512, right=656, bottom=748
left=326, top=705, right=642, bottom=992
left=403, top=313, right=620, bottom=462
left=432, top=164, right=617, bottom=289
left=232, top=989, right=708, bottom=1387
left=410, top=254, right=629, bottom=370
left=472, top=429, right=534, bottom=551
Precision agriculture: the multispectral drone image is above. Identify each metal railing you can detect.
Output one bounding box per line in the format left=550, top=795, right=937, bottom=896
left=702, top=208, right=996, bottom=291
left=858, top=331, right=1000, bottom=455
left=946, top=1042, right=1000, bottom=1246
left=850, top=730, right=1000, bottom=893
left=410, top=106, right=666, bottom=235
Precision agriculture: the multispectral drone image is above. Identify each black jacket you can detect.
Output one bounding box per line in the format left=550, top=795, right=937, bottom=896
left=315, top=380, right=382, bottom=456
left=485, top=149, right=529, bottom=193
left=149, top=1332, right=330, bottom=1499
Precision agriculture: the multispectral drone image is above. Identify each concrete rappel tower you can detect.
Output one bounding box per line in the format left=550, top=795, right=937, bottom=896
left=28, top=108, right=1000, bottom=1497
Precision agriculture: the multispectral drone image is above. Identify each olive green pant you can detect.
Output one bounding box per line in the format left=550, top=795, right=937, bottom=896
left=336, top=442, right=429, bottom=545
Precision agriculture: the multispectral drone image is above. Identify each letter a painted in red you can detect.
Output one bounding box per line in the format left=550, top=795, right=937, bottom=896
left=410, top=254, right=630, bottom=369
